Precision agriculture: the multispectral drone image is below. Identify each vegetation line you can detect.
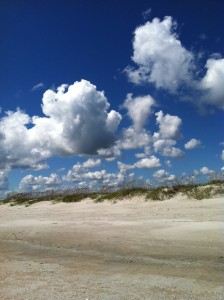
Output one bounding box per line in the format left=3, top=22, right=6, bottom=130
left=1, top=178, right=224, bottom=207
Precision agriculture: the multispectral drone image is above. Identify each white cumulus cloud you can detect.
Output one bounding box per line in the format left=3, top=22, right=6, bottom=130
left=126, top=16, right=224, bottom=111
left=120, top=127, right=151, bottom=150
left=119, top=94, right=154, bottom=150
left=155, top=110, right=182, bottom=140
left=83, top=158, right=101, bottom=168
left=153, top=111, right=183, bottom=158
left=0, top=80, right=121, bottom=171
left=200, top=166, right=213, bottom=175
left=134, top=156, right=160, bottom=168
left=123, top=93, right=154, bottom=131
left=153, top=169, right=176, bottom=182
left=184, top=138, right=201, bottom=149
left=19, top=173, right=60, bottom=192
left=126, top=16, right=194, bottom=92
left=153, top=139, right=184, bottom=157
left=199, top=58, right=224, bottom=110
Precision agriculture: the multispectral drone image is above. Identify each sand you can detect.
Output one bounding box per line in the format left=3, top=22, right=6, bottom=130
left=0, top=195, right=224, bottom=299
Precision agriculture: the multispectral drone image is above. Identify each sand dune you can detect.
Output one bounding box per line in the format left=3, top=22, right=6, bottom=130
left=0, top=196, right=224, bottom=299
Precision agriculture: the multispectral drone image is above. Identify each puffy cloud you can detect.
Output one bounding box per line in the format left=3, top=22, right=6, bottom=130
left=153, top=139, right=184, bottom=157
left=199, top=58, right=224, bottom=110
left=200, top=167, right=213, bottom=175
left=83, top=170, right=116, bottom=181
left=64, top=160, right=117, bottom=184
left=126, top=16, right=193, bottom=92
left=144, top=146, right=151, bottom=155
left=221, top=166, right=224, bottom=173
left=106, top=110, right=122, bottom=132
left=184, top=138, right=201, bottom=149
left=123, top=94, right=155, bottom=131
left=153, top=169, right=168, bottom=178
left=97, top=144, right=121, bottom=160
left=126, top=16, right=224, bottom=111
left=35, top=79, right=121, bottom=155
left=119, top=94, right=154, bottom=150
left=0, top=171, right=8, bottom=191
left=83, top=158, right=101, bottom=168
left=155, top=110, right=182, bottom=140
left=0, top=109, right=51, bottom=171
left=133, top=147, right=151, bottom=159
left=0, top=80, right=121, bottom=171
left=135, top=153, right=147, bottom=159
left=153, top=111, right=183, bottom=158
left=117, top=162, right=134, bottom=174
left=118, top=156, right=160, bottom=172
left=134, top=156, right=160, bottom=168
left=153, top=169, right=176, bottom=182
left=63, top=163, right=85, bottom=183
left=19, top=173, right=60, bottom=192
left=120, top=127, right=151, bottom=149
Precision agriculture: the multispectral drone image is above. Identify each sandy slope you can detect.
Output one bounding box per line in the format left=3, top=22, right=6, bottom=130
left=0, top=195, right=224, bottom=299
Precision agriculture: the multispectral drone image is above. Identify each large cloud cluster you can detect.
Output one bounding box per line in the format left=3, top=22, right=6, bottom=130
left=0, top=80, right=122, bottom=172
left=126, top=16, right=224, bottom=110
left=19, top=173, right=60, bottom=192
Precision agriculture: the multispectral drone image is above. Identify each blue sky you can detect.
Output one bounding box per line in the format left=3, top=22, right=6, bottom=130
left=0, top=0, right=224, bottom=196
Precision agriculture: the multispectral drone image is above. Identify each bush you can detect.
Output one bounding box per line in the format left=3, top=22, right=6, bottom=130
left=185, top=187, right=213, bottom=200
left=94, top=187, right=148, bottom=203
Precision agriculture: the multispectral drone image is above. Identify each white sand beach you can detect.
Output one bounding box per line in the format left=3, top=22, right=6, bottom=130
left=0, top=195, right=224, bottom=299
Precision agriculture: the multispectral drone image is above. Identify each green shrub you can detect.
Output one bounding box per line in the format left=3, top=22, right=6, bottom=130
left=61, top=194, right=88, bottom=203
left=94, top=187, right=147, bottom=203
left=185, top=187, right=213, bottom=200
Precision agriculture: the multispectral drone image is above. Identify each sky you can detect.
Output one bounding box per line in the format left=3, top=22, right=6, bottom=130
left=0, top=0, right=224, bottom=197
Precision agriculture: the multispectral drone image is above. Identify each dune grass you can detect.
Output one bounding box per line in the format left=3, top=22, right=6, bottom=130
left=1, top=179, right=223, bottom=206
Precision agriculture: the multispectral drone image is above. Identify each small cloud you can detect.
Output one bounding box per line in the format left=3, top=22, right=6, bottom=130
left=135, top=153, right=146, bottom=159
left=200, top=166, right=213, bottom=175
left=142, top=8, right=151, bottom=19
left=165, top=160, right=172, bottom=168
left=134, top=156, right=160, bottom=169
left=83, top=158, right=101, bottom=168
left=56, top=167, right=66, bottom=173
left=153, top=169, right=176, bottom=182
left=221, top=150, right=224, bottom=161
left=31, top=82, right=45, bottom=91
left=184, top=138, right=201, bottom=150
